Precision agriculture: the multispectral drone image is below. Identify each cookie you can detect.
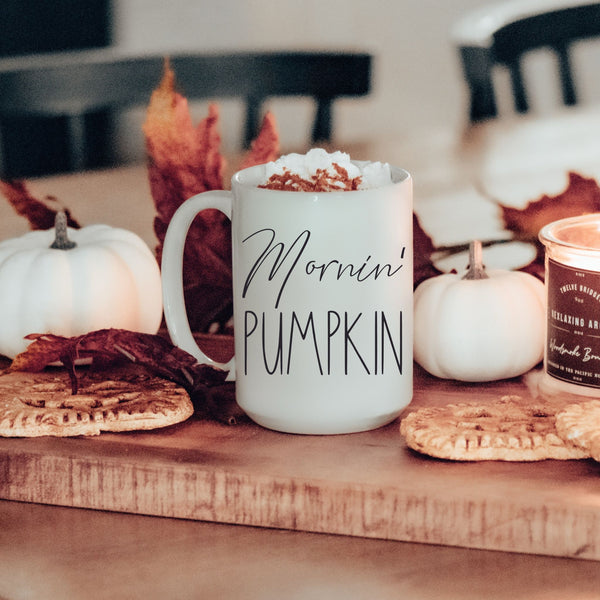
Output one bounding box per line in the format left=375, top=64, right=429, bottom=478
left=555, top=400, right=600, bottom=461
left=0, top=366, right=193, bottom=437
left=400, top=395, right=589, bottom=461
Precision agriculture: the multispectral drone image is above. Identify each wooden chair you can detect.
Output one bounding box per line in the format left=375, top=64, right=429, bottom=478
left=0, top=49, right=371, bottom=177
left=451, top=0, right=600, bottom=121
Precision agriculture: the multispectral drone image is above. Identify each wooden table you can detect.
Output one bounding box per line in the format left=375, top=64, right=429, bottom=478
left=3, top=107, right=600, bottom=598
left=4, top=498, right=600, bottom=600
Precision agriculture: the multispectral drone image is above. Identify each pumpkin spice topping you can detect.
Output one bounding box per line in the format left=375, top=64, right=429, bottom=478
left=260, top=164, right=362, bottom=191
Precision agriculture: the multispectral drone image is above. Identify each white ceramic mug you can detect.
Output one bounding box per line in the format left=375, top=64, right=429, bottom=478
left=161, top=162, right=413, bottom=434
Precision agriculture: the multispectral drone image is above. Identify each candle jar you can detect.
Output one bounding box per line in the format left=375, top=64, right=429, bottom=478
left=539, top=213, right=600, bottom=399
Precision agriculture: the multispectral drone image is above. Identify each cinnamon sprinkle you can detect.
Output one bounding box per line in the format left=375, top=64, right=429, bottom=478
left=260, top=163, right=362, bottom=192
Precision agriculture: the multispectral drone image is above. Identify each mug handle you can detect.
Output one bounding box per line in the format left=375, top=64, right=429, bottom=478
left=161, top=191, right=236, bottom=381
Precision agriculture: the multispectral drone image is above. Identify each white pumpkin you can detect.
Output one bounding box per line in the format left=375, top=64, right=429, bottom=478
left=413, top=241, right=546, bottom=382
left=0, top=213, right=163, bottom=358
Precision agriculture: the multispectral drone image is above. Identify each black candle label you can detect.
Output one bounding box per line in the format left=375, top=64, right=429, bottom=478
left=546, top=258, right=600, bottom=388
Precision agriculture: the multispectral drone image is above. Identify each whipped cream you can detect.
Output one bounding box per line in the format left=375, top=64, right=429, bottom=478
left=261, top=148, right=392, bottom=190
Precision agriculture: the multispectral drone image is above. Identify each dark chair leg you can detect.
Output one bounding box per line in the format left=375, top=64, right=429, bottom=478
left=66, top=114, right=87, bottom=172
left=0, top=125, right=6, bottom=179
left=312, top=98, right=332, bottom=143
left=459, top=46, right=498, bottom=122
left=244, top=97, right=262, bottom=149
left=509, top=59, right=528, bottom=113
left=557, top=43, right=577, bottom=105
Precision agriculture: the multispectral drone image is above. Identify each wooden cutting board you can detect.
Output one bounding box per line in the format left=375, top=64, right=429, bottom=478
left=1, top=342, right=600, bottom=561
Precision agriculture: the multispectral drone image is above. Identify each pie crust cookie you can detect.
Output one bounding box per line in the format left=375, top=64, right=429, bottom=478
left=0, top=366, right=193, bottom=437
left=555, top=400, right=600, bottom=461
left=400, top=395, right=589, bottom=461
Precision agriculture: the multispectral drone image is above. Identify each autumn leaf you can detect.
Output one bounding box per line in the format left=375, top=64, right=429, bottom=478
left=501, top=172, right=600, bottom=242
left=413, top=212, right=442, bottom=287
left=143, top=60, right=281, bottom=332
left=499, top=171, right=600, bottom=278
left=143, top=61, right=232, bottom=331
left=0, top=180, right=80, bottom=230
left=239, top=111, right=280, bottom=170
left=10, top=328, right=241, bottom=423
left=143, top=61, right=227, bottom=246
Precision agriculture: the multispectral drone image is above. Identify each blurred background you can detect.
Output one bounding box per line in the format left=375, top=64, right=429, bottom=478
left=3, top=0, right=600, bottom=169
left=112, top=0, right=503, bottom=155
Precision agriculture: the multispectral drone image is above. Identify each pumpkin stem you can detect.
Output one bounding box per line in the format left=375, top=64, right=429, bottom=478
left=50, top=211, right=76, bottom=250
left=462, top=240, right=488, bottom=280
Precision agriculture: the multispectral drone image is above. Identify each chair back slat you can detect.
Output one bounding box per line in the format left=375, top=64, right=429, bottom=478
left=452, top=1, right=600, bottom=122
left=0, top=50, right=372, bottom=176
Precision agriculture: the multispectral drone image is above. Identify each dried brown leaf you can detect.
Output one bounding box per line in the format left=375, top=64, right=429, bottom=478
left=9, top=329, right=240, bottom=423
left=501, top=171, right=600, bottom=242
left=413, top=212, right=442, bottom=287
left=239, top=111, right=280, bottom=169
left=0, top=180, right=80, bottom=230
left=500, top=171, right=600, bottom=277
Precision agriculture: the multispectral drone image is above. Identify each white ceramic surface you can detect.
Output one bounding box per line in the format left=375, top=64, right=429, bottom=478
left=161, top=163, right=413, bottom=434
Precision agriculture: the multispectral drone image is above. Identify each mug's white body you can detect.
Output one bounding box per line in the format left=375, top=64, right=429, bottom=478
left=230, top=164, right=412, bottom=434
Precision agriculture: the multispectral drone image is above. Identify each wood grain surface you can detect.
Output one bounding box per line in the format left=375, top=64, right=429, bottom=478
left=1, top=335, right=600, bottom=561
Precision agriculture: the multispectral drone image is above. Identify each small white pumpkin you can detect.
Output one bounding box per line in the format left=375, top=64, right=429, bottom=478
left=414, top=240, right=545, bottom=382
left=0, top=212, right=163, bottom=358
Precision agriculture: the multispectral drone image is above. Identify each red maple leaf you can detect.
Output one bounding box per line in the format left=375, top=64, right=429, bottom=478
left=501, top=172, right=600, bottom=242
left=500, top=171, right=600, bottom=277
left=0, top=180, right=80, bottom=230
left=143, top=61, right=281, bottom=332
left=239, top=111, right=280, bottom=170
left=413, top=212, right=442, bottom=287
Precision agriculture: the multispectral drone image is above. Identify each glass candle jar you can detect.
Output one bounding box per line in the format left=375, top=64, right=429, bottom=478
left=539, top=213, right=600, bottom=399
